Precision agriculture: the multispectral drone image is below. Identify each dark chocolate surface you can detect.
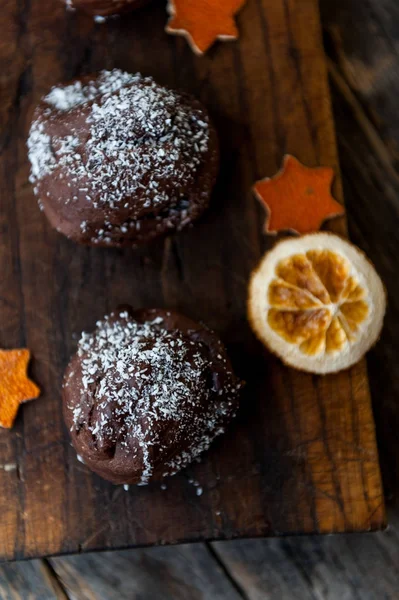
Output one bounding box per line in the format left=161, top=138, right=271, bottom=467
left=65, top=0, right=151, bottom=17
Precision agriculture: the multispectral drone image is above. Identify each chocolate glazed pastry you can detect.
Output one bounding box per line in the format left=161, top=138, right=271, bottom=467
left=63, top=308, right=243, bottom=485
left=27, top=69, right=219, bottom=247
left=65, top=0, right=151, bottom=18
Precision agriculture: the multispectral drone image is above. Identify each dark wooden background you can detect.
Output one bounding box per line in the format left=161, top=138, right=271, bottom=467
left=0, top=0, right=386, bottom=563
left=1, top=0, right=399, bottom=597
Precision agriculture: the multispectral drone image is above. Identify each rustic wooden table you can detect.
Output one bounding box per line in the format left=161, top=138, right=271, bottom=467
left=1, top=0, right=399, bottom=597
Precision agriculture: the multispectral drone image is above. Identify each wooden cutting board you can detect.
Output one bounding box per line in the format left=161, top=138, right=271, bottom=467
left=0, top=0, right=385, bottom=561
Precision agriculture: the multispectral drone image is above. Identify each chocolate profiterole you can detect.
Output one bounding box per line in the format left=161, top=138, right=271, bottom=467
left=63, top=308, right=242, bottom=485
left=65, top=0, right=150, bottom=17
left=27, top=69, right=218, bottom=247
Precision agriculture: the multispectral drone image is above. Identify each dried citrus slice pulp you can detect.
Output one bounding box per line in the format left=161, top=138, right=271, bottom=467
left=248, top=233, right=386, bottom=374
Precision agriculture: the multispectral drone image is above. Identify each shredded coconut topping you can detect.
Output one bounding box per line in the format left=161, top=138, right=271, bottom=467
left=66, top=311, right=240, bottom=484
left=27, top=69, right=211, bottom=213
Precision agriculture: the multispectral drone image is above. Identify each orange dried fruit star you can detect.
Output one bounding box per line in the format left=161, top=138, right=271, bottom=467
left=248, top=233, right=386, bottom=374
left=254, top=155, right=345, bottom=235
left=165, top=0, right=247, bottom=56
left=0, top=349, right=40, bottom=428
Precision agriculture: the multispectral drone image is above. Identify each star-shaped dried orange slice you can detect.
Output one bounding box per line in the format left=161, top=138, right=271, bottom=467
left=165, top=0, right=247, bottom=56
left=0, top=349, right=40, bottom=428
left=254, top=155, right=345, bottom=235
left=248, top=233, right=386, bottom=374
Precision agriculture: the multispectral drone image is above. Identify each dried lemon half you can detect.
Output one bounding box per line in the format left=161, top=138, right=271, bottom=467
left=248, top=233, right=386, bottom=374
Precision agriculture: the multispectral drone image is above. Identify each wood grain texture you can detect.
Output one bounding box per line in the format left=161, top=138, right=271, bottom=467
left=0, top=0, right=385, bottom=561
left=0, top=559, right=61, bottom=600
left=321, top=0, right=399, bottom=511
left=49, top=544, right=242, bottom=600
left=211, top=511, right=399, bottom=600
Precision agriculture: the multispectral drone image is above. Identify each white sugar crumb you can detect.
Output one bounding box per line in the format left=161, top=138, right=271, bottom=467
left=45, top=82, right=85, bottom=111
left=66, top=311, right=241, bottom=486
left=76, top=454, right=85, bottom=464
left=123, top=484, right=130, bottom=491
left=160, top=483, right=167, bottom=491
left=27, top=124, right=54, bottom=182
left=1, top=463, right=17, bottom=472
left=187, top=478, right=203, bottom=496
left=27, top=69, right=211, bottom=229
